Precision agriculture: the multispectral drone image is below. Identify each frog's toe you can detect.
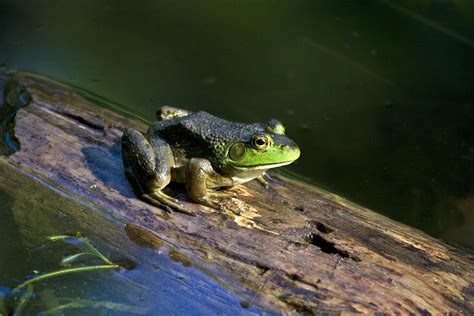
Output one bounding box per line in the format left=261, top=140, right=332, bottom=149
left=204, top=200, right=222, bottom=211
left=145, top=191, right=195, bottom=216
left=256, top=175, right=270, bottom=189
left=207, top=190, right=237, bottom=198
left=141, top=194, right=173, bottom=213
left=193, top=195, right=222, bottom=210
left=157, top=191, right=180, bottom=204
left=171, top=203, right=196, bottom=216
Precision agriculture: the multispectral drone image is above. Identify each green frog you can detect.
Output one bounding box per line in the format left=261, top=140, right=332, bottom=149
left=121, top=106, right=300, bottom=215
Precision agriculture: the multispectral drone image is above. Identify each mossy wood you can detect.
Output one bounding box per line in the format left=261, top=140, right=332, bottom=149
left=0, top=71, right=472, bottom=314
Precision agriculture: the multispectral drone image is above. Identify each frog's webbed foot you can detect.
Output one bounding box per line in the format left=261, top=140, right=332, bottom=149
left=143, top=191, right=195, bottom=216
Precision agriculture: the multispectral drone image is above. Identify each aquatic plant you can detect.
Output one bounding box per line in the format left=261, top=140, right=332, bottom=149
left=13, top=233, right=120, bottom=294
left=6, top=233, right=143, bottom=315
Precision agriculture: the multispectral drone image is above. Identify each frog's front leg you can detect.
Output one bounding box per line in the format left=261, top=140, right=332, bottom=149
left=256, top=173, right=270, bottom=189
left=121, top=128, right=194, bottom=216
left=185, top=158, right=235, bottom=209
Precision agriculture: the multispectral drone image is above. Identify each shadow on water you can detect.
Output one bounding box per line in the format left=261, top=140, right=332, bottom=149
left=82, top=142, right=134, bottom=198
left=81, top=142, right=135, bottom=198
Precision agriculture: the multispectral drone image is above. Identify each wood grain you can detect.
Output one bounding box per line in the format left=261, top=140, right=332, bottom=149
left=1, top=71, right=472, bottom=314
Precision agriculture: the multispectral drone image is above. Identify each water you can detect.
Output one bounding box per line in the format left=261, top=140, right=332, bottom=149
left=0, top=0, right=473, bottom=312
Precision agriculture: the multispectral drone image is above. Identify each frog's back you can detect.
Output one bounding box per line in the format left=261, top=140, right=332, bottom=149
left=147, top=111, right=264, bottom=162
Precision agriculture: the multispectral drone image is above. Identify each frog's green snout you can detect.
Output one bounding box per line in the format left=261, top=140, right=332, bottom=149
left=274, top=136, right=300, bottom=162
left=284, top=140, right=301, bottom=161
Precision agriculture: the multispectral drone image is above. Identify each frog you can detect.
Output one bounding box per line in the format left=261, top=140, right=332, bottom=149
left=121, top=106, right=300, bottom=215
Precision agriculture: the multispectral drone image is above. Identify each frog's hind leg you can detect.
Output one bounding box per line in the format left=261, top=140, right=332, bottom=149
left=121, top=128, right=194, bottom=216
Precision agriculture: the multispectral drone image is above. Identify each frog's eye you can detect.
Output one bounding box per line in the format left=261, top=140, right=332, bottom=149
left=252, top=134, right=272, bottom=151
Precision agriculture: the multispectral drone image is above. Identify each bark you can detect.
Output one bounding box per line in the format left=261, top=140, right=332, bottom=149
left=0, top=70, right=473, bottom=314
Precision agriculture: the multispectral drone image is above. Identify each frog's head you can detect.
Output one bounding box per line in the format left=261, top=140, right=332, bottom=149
left=221, top=119, right=300, bottom=172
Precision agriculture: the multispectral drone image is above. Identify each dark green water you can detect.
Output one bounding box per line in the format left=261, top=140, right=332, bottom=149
left=0, top=0, right=473, bottom=313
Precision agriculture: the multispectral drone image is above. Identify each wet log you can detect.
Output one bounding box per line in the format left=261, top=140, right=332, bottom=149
left=0, top=70, right=473, bottom=314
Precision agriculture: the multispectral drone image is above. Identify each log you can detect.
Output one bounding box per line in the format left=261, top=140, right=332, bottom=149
left=0, top=70, right=473, bottom=314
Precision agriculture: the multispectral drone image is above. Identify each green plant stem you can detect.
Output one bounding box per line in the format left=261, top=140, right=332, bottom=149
left=60, top=252, right=96, bottom=266
left=47, top=235, right=73, bottom=241
left=82, top=239, right=114, bottom=265
left=13, top=265, right=119, bottom=293
left=14, top=283, right=33, bottom=315
left=48, top=234, right=114, bottom=265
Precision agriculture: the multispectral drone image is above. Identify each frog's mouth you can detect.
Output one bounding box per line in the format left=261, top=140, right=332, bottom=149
left=232, top=160, right=294, bottom=170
